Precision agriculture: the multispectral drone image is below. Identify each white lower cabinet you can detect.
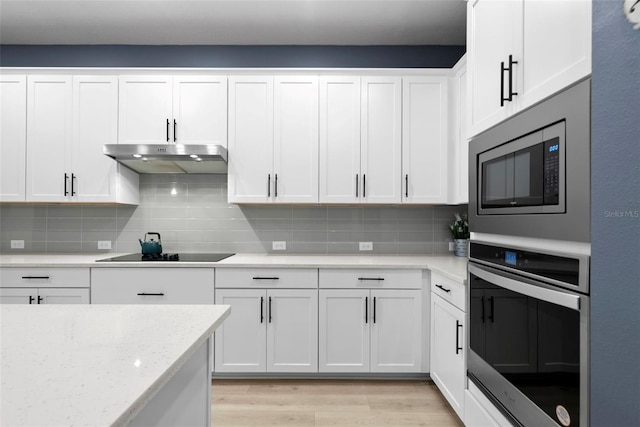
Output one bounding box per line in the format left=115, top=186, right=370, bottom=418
left=0, top=287, right=89, bottom=304
left=214, top=288, right=318, bottom=373
left=430, top=272, right=466, bottom=421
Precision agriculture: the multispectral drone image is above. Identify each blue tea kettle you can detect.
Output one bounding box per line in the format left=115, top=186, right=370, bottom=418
left=139, top=232, right=163, bottom=255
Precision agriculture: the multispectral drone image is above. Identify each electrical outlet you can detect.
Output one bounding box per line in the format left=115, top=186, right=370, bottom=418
left=11, top=240, right=25, bottom=249
left=359, top=242, right=373, bottom=251
left=449, top=241, right=454, bottom=251
left=272, top=241, right=287, bottom=251
left=97, top=240, right=112, bottom=250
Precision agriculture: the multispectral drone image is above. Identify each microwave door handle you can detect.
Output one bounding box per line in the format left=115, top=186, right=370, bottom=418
left=468, top=263, right=580, bottom=311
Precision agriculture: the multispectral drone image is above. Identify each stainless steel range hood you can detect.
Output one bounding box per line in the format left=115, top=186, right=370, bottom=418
left=104, top=144, right=227, bottom=174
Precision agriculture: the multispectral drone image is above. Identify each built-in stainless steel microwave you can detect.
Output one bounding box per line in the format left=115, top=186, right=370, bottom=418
left=469, top=79, right=591, bottom=243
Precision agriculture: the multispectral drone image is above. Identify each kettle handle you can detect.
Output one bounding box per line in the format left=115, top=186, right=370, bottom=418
left=144, top=232, right=162, bottom=243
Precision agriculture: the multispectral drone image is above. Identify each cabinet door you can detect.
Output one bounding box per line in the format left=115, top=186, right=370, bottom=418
left=214, top=289, right=267, bottom=373
left=0, top=288, right=37, bottom=304
left=172, top=76, right=227, bottom=145
left=266, top=289, right=318, bottom=373
left=0, top=75, right=27, bottom=201
left=71, top=76, right=120, bottom=202
left=370, top=289, right=422, bottom=373
left=318, top=289, right=370, bottom=373
left=430, top=293, right=465, bottom=419
left=39, top=288, right=90, bottom=304
left=118, top=75, right=173, bottom=144
left=26, top=75, right=73, bottom=202
left=402, top=76, right=449, bottom=204
left=227, top=76, right=274, bottom=203
left=449, top=58, right=469, bottom=204
left=361, top=77, right=402, bottom=204
left=467, top=0, right=522, bottom=137
left=520, top=0, right=591, bottom=110
left=319, top=76, right=361, bottom=204
left=272, top=76, right=319, bottom=203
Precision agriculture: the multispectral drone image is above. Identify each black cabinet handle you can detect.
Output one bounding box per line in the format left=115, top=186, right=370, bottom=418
left=252, top=277, right=279, bottom=280
left=435, top=284, right=451, bottom=293
left=267, top=174, right=271, bottom=197
left=64, top=173, right=69, bottom=196
left=481, top=296, right=485, bottom=323
left=22, top=276, right=50, bottom=279
left=355, top=174, right=359, bottom=197
left=373, top=296, right=377, bottom=323
left=500, top=60, right=506, bottom=107
left=507, top=54, right=518, bottom=102
left=173, top=119, right=177, bottom=142
left=365, top=296, right=368, bottom=324
left=166, top=119, right=170, bottom=142
left=29, top=296, right=35, bottom=304
left=275, top=174, right=278, bottom=198
left=71, top=173, right=76, bottom=196
left=137, top=293, right=165, bottom=296
left=363, top=174, right=366, bottom=198
left=456, top=320, right=463, bottom=354
left=268, top=296, right=272, bottom=323
left=489, top=296, right=495, bottom=323
left=405, top=174, right=409, bottom=198
left=358, top=277, right=384, bottom=281
left=37, top=296, right=43, bottom=304
left=260, top=296, right=264, bottom=323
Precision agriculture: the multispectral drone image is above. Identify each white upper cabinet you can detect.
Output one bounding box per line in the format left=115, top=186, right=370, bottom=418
left=449, top=56, right=469, bottom=205
left=360, top=76, right=402, bottom=204
left=0, top=75, right=27, bottom=202
left=402, top=76, right=449, bottom=204
left=227, top=76, right=274, bottom=203
left=118, top=75, right=227, bottom=145
left=26, top=75, right=138, bottom=204
left=228, top=75, right=318, bottom=204
left=273, top=76, right=319, bottom=204
left=467, top=0, right=591, bottom=137
left=319, top=76, right=361, bottom=204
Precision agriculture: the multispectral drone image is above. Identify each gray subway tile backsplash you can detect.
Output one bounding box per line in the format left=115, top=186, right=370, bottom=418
left=0, top=174, right=467, bottom=255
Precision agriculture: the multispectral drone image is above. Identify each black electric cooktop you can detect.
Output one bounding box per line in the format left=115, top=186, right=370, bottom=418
left=96, top=253, right=235, bottom=263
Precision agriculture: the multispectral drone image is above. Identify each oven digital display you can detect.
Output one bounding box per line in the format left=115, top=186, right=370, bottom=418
left=505, top=251, right=517, bottom=266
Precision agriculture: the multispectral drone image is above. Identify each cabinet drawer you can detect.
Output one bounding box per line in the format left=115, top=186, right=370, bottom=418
left=216, top=268, right=317, bottom=289
left=319, top=269, right=422, bottom=289
left=0, top=268, right=90, bottom=288
left=430, top=272, right=465, bottom=311
left=91, top=268, right=214, bottom=304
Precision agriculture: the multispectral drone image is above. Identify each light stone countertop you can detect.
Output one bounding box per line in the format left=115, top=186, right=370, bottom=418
left=0, top=253, right=468, bottom=283
left=0, top=304, right=230, bottom=427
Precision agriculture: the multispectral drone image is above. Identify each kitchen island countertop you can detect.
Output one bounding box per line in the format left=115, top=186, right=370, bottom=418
left=0, top=304, right=230, bottom=426
left=0, top=253, right=468, bottom=283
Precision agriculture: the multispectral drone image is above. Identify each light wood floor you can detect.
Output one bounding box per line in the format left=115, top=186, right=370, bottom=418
left=211, top=379, right=464, bottom=427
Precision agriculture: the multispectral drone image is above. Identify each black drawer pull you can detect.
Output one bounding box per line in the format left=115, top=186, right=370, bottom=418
left=365, top=296, right=368, bottom=324
left=137, top=293, right=165, bottom=296
left=22, top=276, right=50, bottom=280
left=456, top=320, right=463, bottom=354
left=29, top=296, right=35, bottom=304
left=435, top=284, right=451, bottom=293
left=253, top=277, right=279, bottom=280
left=358, top=277, right=384, bottom=281
left=268, top=296, right=273, bottom=323
left=260, top=296, right=264, bottom=323
left=37, top=295, right=43, bottom=304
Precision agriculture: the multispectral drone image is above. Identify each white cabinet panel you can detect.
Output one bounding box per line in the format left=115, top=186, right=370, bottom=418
left=172, top=76, right=227, bottom=145
left=319, top=76, right=361, bottom=204
left=0, top=75, right=27, bottom=201
left=0, top=287, right=89, bottom=304
left=26, top=75, right=72, bottom=202
left=319, top=289, right=370, bottom=373
left=118, top=75, right=173, bottom=144
left=216, top=268, right=317, bottom=289
left=449, top=57, right=469, bottom=204
left=402, top=76, right=449, bottom=204
left=0, top=288, right=37, bottom=304
left=227, top=76, right=274, bottom=203
left=273, top=76, right=319, bottom=203
left=1, top=267, right=90, bottom=287
left=214, top=289, right=267, bottom=373
left=431, top=292, right=466, bottom=420
left=266, top=289, right=318, bottom=372
left=360, top=77, right=402, bottom=204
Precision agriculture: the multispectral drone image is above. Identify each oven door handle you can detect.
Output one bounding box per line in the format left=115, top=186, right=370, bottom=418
left=469, top=263, right=580, bottom=311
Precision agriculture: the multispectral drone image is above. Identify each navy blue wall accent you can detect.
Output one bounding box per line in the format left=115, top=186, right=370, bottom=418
left=591, top=1, right=640, bottom=426
left=0, top=45, right=465, bottom=68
